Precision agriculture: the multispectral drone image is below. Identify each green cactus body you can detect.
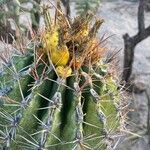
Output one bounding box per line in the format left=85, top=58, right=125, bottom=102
left=83, top=94, right=106, bottom=149
left=0, top=54, right=34, bottom=134
left=0, top=58, right=121, bottom=150
left=55, top=76, right=80, bottom=149
left=43, top=78, right=67, bottom=148
left=0, top=54, right=33, bottom=89
left=79, top=66, right=105, bottom=149
left=0, top=6, right=122, bottom=150
left=10, top=67, right=55, bottom=149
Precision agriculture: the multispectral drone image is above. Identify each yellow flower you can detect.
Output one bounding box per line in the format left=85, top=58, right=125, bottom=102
left=43, top=29, right=59, bottom=51
left=80, top=28, right=89, bottom=37
left=56, top=66, right=72, bottom=78
left=74, top=27, right=89, bottom=41
left=42, top=29, right=70, bottom=66
left=51, top=45, right=70, bottom=66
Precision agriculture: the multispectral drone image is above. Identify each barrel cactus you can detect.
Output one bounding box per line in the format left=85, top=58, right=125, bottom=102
left=0, top=2, right=123, bottom=150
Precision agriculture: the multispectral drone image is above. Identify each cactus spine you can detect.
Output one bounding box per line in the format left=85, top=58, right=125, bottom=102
left=0, top=2, right=122, bottom=150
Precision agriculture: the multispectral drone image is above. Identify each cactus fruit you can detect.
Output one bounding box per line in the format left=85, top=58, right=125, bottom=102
left=0, top=2, right=123, bottom=150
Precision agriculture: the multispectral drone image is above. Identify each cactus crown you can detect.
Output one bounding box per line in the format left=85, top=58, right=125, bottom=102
left=0, top=1, right=124, bottom=150
left=40, top=1, right=105, bottom=78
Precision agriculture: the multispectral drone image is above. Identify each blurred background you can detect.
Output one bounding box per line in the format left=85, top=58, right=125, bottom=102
left=0, top=0, right=150, bottom=149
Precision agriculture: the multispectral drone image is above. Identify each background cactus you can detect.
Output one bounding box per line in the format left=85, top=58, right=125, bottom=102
left=0, top=2, right=123, bottom=150
left=75, top=0, right=101, bottom=14
left=0, top=0, right=41, bottom=43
